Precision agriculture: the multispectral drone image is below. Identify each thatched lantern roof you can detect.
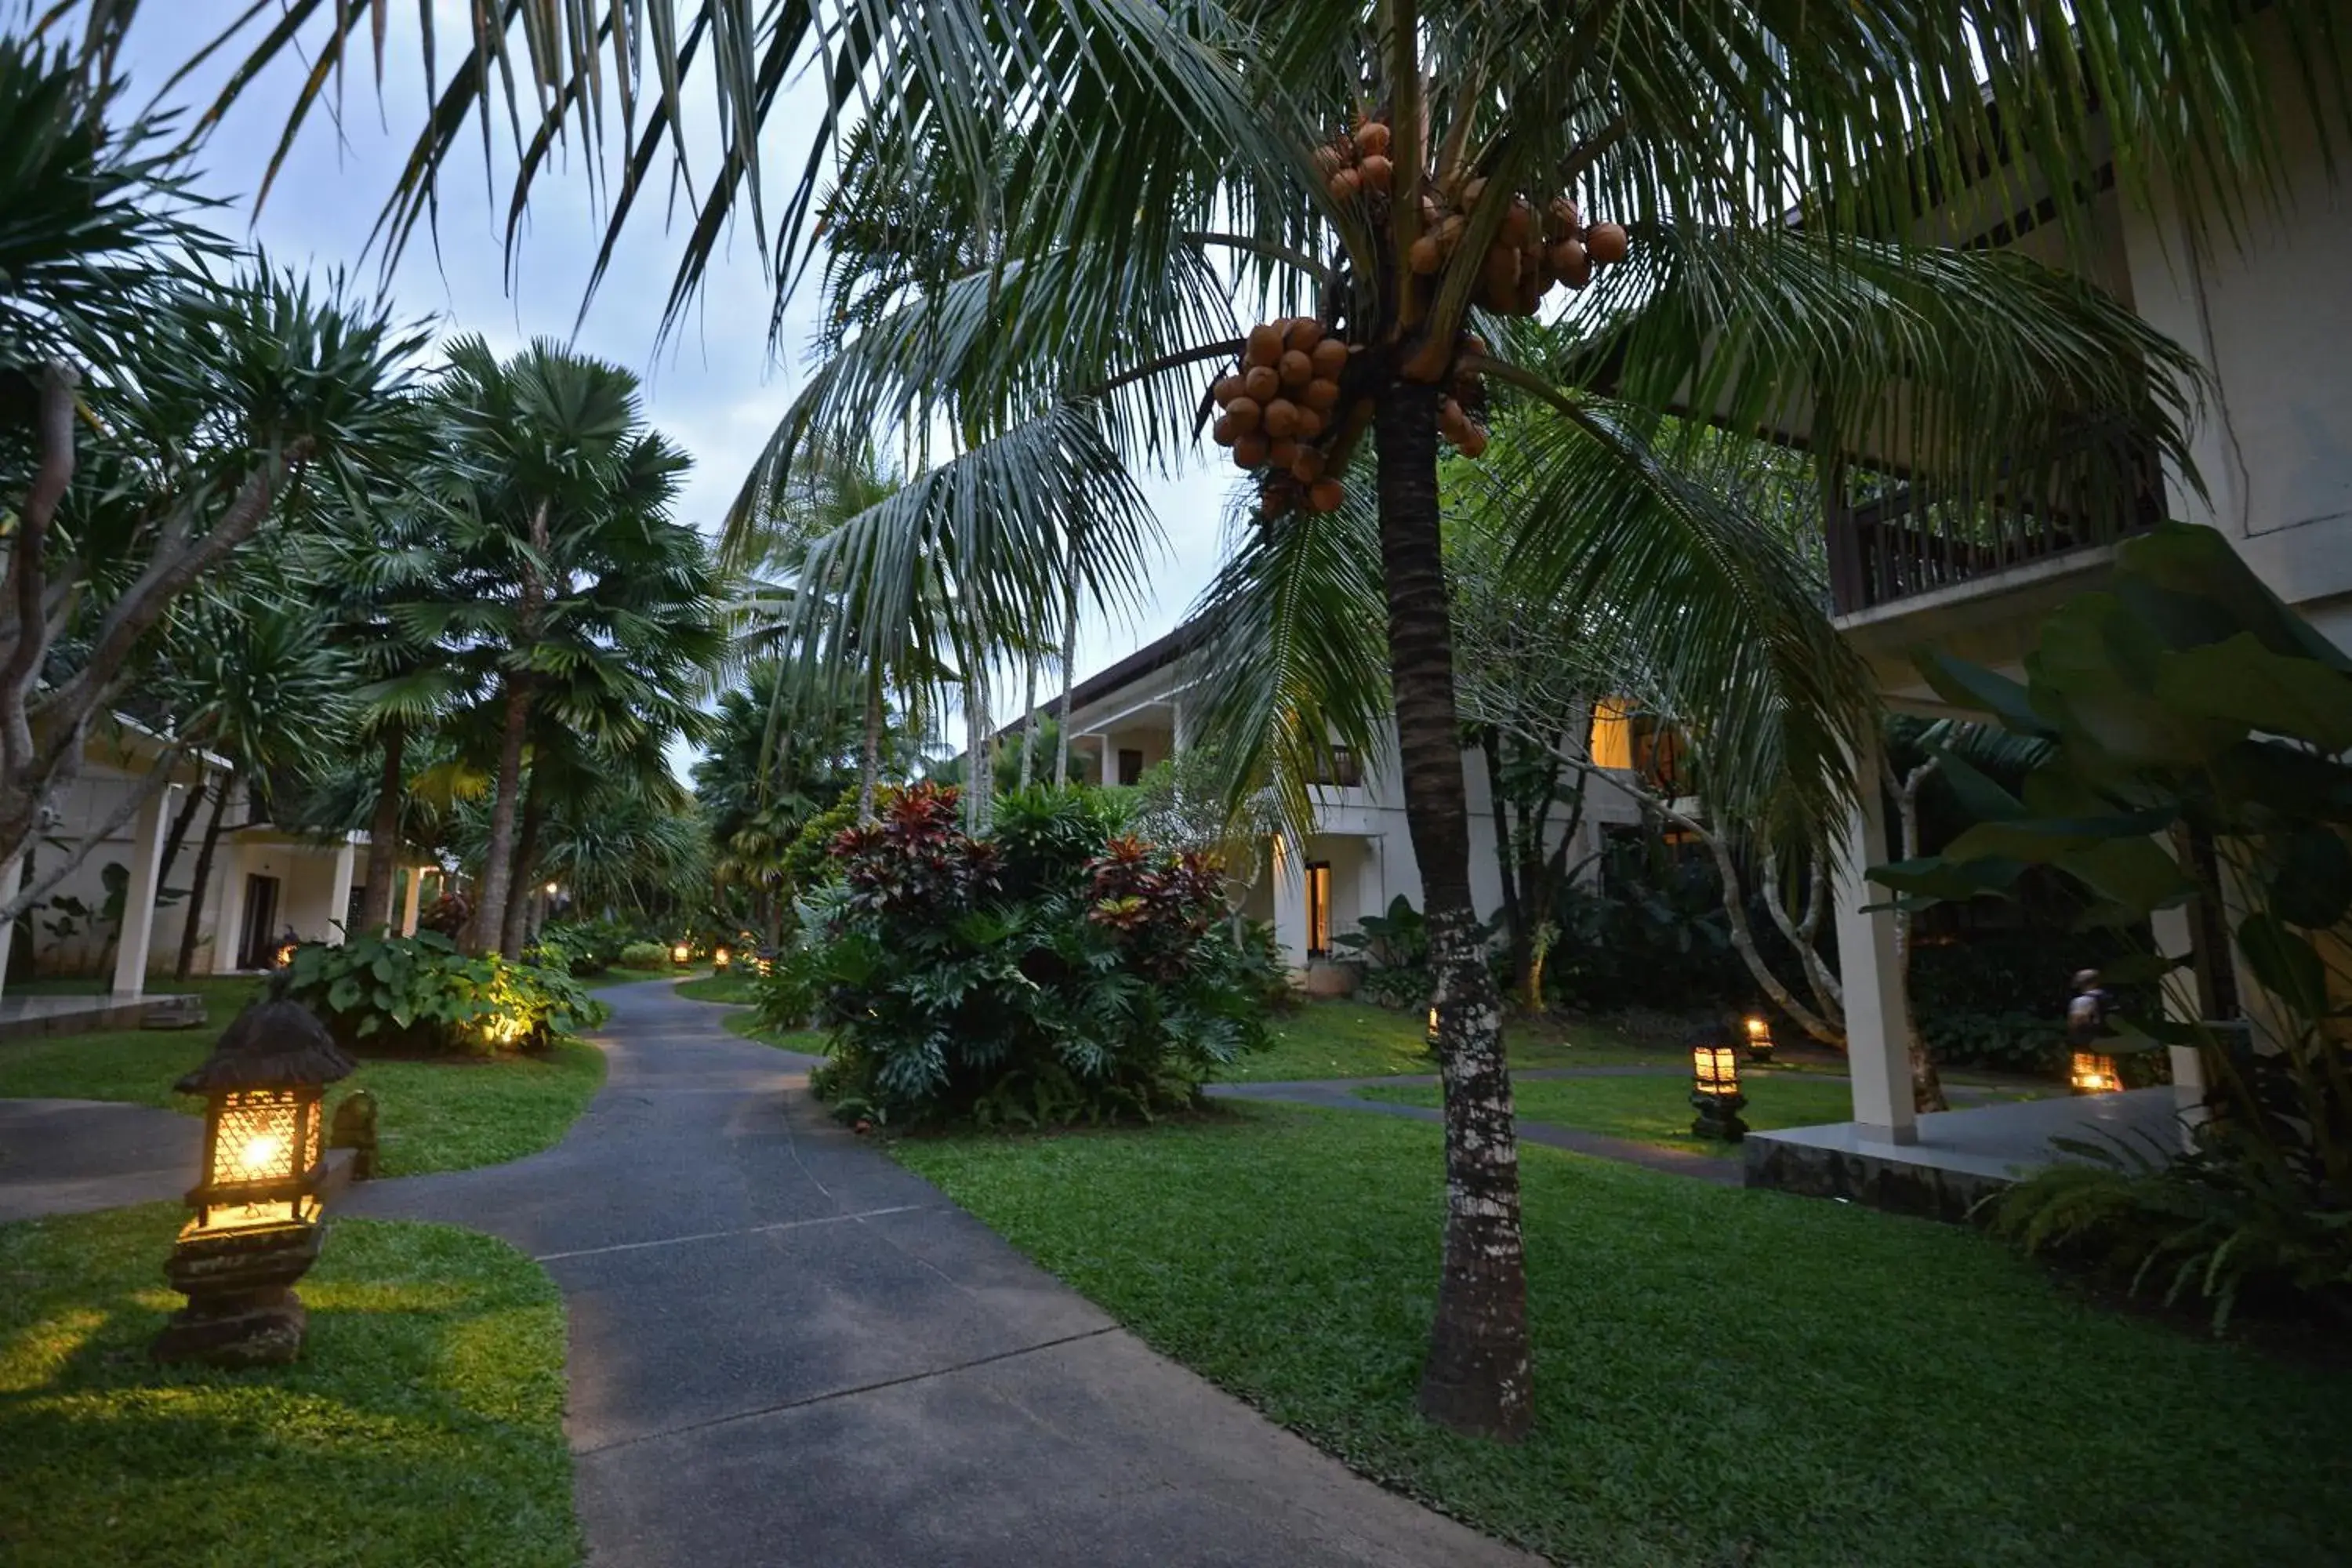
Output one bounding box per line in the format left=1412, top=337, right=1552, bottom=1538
left=174, top=999, right=355, bottom=1094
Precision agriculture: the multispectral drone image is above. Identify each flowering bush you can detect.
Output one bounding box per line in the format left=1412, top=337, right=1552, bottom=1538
left=760, top=782, right=1273, bottom=1127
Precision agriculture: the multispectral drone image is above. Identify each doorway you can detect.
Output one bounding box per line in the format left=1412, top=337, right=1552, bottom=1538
left=237, top=874, right=281, bottom=970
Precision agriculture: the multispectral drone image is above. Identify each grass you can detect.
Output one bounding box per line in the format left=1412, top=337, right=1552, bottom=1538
left=1217, top=999, right=1677, bottom=1083
left=715, top=1004, right=826, bottom=1056
left=1356, top=1071, right=2042, bottom=1157
left=674, top=971, right=763, bottom=1005
left=577, top=964, right=675, bottom=990
left=8, top=974, right=270, bottom=1014
left=0, top=1204, right=577, bottom=1567
left=0, top=1027, right=604, bottom=1178
left=895, top=1104, right=2352, bottom=1568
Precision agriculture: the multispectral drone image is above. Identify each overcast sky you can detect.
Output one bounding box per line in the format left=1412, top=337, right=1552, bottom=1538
left=114, top=9, right=1230, bottom=746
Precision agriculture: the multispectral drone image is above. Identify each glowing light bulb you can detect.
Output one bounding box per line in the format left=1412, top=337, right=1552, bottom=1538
left=238, top=1134, right=284, bottom=1174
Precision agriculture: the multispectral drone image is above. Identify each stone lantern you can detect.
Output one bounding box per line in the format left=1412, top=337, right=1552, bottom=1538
left=154, top=997, right=354, bottom=1367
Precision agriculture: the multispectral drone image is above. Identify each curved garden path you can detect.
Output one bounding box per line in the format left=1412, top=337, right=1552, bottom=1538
left=0, top=1097, right=198, bottom=1221
left=349, top=978, right=1536, bottom=1568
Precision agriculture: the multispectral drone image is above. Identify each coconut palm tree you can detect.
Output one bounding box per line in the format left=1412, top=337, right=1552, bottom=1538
left=164, top=0, right=2348, bottom=1443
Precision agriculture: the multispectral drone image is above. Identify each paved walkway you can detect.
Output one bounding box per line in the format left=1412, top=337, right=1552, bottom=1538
left=347, top=980, right=1535, bottom=1568
left=0, top=1097, right=199, bottom=1221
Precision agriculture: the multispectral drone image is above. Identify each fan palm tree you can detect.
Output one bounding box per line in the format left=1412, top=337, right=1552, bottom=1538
left=414, top=337, right=723, bottom=956
left=159, top=0, right=2348, bottom=1443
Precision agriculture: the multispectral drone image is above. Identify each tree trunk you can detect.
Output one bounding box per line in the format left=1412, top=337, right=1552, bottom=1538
left=858, top=670, right=884, bottom=822
left=1374, top=383, right=1530, bottom=1443
left=467, top=677, right=532, bottom=956
left=357, top=726, right=405, bottom=934
left=1054, top=579, right=1078, bottom=787
left=175, top=778, right=234, bottom=980
left=1018, top=655, right=1040, bottom=790
left=1893, top=757, right=1949, bottom=1112
left=1479, top=730, right=1530, bottom=1008
left=158, top=772, right=209, bottom=891
left=499, top=770, right=546, bottom=959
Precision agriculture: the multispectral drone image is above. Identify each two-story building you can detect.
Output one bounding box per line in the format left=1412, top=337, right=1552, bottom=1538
left=1789, top=9, right=2349, bottom=1187
left=1044, top=622, right=1652, bottom=987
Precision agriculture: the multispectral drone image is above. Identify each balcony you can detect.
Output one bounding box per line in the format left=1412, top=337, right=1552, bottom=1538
left=1826, top=420, right=2164, bottom=617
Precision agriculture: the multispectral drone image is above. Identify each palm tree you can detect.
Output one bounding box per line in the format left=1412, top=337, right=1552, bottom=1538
left=416, top=337, right=722, bottom=956
left=170, top=0, right=2348, bottom=1443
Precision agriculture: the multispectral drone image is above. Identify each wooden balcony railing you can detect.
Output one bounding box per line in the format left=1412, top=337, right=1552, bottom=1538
left=1826, top=421, right=2164, bottom=615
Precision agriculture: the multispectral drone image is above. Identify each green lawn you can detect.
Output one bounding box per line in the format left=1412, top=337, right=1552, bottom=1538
left=0, top=1029, right=604, bottom=1178
left=673, top=970, right=763, bottom=1005
left=0, top=1204, right=577, bottom=1566
left=578, top=964, right=676, bottom=990
left=895, top=1105, right=2352, bottom=1567
left=1218, top=999, right=1676, bottom=1083
left=718, top=1007, right=825, bottom=1056
left=8, top=973, right=269, bottom=1014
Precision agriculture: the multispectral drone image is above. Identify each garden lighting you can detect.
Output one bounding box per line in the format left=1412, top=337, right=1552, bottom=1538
left=671, top=942, right=690, bottom=965
left=1426, top=1005, right=1440, bottom=1047
left=156, top=996, right=354, bottom=1365
left=2070, top=1051, right=2123, bottom=1094
left=713, top=946, right=730, bottom=970
left=1742, top=1012, right=1776, bottom=1063
left=1688, top=1031, right=1749, bottom=1142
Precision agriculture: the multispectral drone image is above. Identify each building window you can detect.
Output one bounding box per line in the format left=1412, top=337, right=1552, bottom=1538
left=1305, top=861, right=1332, bottom=959
left=1117, top=747, right=1145, bottom=786
left=1307, top=746, right=1363, bottom=788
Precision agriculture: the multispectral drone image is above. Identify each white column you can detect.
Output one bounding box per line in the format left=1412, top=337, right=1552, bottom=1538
left=1831, top=735, right=1916, bottom=1144
left=324, top=840, right=358, bottom=945
left=111, top=783, right=178, bottom=998
left=400, top=865, right=426, bottom=936
left=212, top=842, right=249, bottom=975
left=0, top=852, right=21, bottom=1000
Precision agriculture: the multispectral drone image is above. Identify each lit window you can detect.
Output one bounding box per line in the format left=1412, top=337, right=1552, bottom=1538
left=1305, top=862, right=1332, bottom=958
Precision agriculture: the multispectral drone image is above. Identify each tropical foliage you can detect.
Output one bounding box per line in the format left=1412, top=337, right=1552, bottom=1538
left=762, top=784, right=1274, bottom=1128
left=279, top=930, right=608, bottom=1058
left=1878, top=524, right=2352, bottom=1324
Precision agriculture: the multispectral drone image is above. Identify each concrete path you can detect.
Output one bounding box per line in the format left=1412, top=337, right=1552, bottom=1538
left=0, top=1097, right=199, bottom=1221
left=348, top=979, right=1536, bottom=1568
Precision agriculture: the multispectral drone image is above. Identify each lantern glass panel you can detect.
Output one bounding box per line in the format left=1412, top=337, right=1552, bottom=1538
left=199, top=1089, right=313, bottom=1230
left=2070, top=1051, right=2122, bottom=1094
left=1691, top=1044, right=1740, bottom=1094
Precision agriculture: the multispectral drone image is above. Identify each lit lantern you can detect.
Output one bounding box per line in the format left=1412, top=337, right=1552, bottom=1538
left=156, top=997, right=354, bottom=1366
left=671, top=942, right=691, bottom=966
left=1426, top=1004, right=1441, bottom=1048
left=273, top=941, right=297, bottom=969
left=2070, top=1051, right=2123, bottom=1095
left=713, top=946, right=731, bottom=971
left=755, top=946, right=777, bottom=977
left=1688, top=1029, right=1749, bottom=1142
left=1742, top=1012, right=1776, bottom=1063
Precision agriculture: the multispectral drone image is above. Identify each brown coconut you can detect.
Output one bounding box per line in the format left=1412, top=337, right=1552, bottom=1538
left=1245, top=324, right=1283, bottom=365
left=1211, top=414, right=1238, bottom=447
left=1309, top=338, right=1348, bottom=378
left=1501, top=199, right=1534, bottom=249
left=1549, top=238, right=1592, bottom=289
left=1262, top=398, right=1302, bottom=438
left=1307, top=477, right=1345, bottom=514
left=1301, top=377, right=1342, bottom=412
left=1293, top=403, right=1327, bottom=440
left=1585, top=221, right=1628, bottom=264
left=1290, top=447, right=1327, bottom=482
left=1457, top=423, right=1490, bottom=459
left=1407, top=234, right=1443, bottom=275
left=1329, top=168, right=1363, bottom=201
left=1359, top=154, right=1393, bottom=194
left=1225, top=395, right=1262, bottom=434
left=1355, top=120, right=1392, bottom=158
left=1267, top=436, right=1301, bottom=470
left=1213, top=372, right=1244, bottom=405
left=1243, top=364, right=1281, bottom=403
left=1545, top=197, right=1581, bottom=240
left=1234, top=433, right=1269, bottom=469
left=1283, top=318, right=1323, bottom=353
left=1278, top=349, right=1315, bottom=389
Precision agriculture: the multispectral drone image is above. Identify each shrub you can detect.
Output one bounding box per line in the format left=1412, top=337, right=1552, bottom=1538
left=1333, top=895, right=1432, bottom=1010
left=762, top=782, right=1271, bottom=1127
left=530, top=918, right=633, bottom=977
left=619, top=940, right=674, bottom=970
left=281, top=930, right=609, bottom=1056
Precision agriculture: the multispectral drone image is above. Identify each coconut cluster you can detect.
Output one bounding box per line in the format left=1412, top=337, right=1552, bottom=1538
left=1209, top=315, right=1353, bottom=514
left=1319, top=116, right=1628, bottom=318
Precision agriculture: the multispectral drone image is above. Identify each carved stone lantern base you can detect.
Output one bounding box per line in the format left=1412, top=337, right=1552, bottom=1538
left=154, top=1218, right=325, bottom=1367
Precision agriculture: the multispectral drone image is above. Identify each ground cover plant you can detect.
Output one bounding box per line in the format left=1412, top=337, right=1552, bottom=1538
left=1218, top=999, right=1674, bottom=1083
left=896, top=1105, right=2352, bottom=1566
left=677, top=971, right=761, bottom=1005
left=0, top=1025, right=601, bottom=1178
left=763, top=784, right=1274, bottom=1127
left=0, top=1205, right=577, bottom=1567
left=281, top=931, right=608, bottom=1056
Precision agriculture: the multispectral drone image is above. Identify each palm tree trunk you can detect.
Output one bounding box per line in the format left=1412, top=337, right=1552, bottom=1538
left=175, top=779, right=234, bottom=979
left=1374, top=382, right=1530, bottom=1443
left=1054, top=580, right=1077, bottom=786
left=357, top=726, right=405, bottom=934
left=1018, top=655, right=1039, bottom=790
left=1479, top=731, right=1529, bottom=1009
left=858, top=669, right=883, bottom=822
left=468, top=677, right=532, bottom=956
left=499, top=770, right=546, bottom=958
left=158, top=773, right=208, bottom=890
